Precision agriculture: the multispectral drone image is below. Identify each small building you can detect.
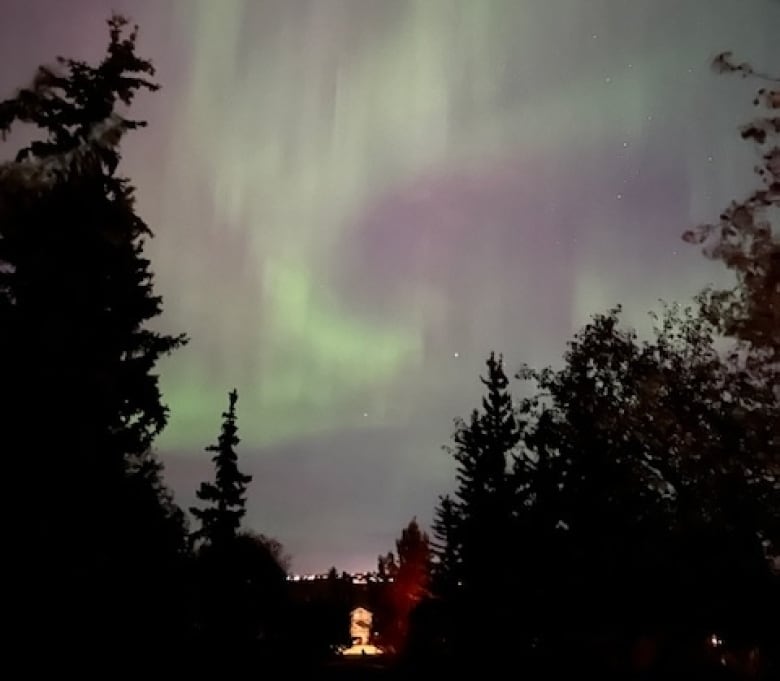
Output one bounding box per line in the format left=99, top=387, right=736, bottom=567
left=341, top=606, right=383, bottom=656
left=350, top=606, right=372, bottom=646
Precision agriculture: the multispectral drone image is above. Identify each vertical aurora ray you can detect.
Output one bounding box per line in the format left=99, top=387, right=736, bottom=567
left=151, top=0, right=775, bottom=454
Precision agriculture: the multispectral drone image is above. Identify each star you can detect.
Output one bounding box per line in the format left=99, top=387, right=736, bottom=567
left=616, top=193, right=623, bottom=200
left=453, top=352, right=459, bottom=358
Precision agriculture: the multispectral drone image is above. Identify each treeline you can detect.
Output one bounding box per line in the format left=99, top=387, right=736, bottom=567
left=407, top=53, right=778, bottom=679
left=419, top=309, right=777, bottom=678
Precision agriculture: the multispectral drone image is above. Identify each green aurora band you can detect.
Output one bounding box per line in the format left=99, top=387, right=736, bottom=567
left=154, top=0, right=772, bottom=451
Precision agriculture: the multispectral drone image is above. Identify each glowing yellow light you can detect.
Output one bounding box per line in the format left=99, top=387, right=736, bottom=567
left=350, top=607, right=372, bottom=645
left=340, top=644, right=383, bottom=657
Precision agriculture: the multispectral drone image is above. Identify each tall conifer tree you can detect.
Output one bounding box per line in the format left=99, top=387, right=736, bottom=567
left=191, top=389, right=252, bottom=548
left=0, top=15, right=188, bottom=661
left=430, top=494, right=461, bottom=598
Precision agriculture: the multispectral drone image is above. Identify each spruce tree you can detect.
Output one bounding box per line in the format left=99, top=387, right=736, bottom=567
left=1, top=15, right=187, bottom=660
left=191, top=389, right=252, bottom=548
left=430, top=494, right=461, bottom=598
left=449, top=352, right=520, bottom=592
left=444, top=352, right=521, bottom=667
left=190, top=389, right=271, bottom=655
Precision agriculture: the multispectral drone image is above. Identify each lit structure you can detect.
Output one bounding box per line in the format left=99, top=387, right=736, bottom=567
left=338, top=607, right=383, bottom=657
left=341, top=643, right=383, bottom=657
left=285, top=572, right=386, bottom=656
left=350, top=606, right=372, bottom=645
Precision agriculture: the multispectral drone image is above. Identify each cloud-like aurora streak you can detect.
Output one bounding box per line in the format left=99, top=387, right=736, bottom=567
left=154, top=0, right=696, bottom=451
left=160, top=260, right=421, bottom=447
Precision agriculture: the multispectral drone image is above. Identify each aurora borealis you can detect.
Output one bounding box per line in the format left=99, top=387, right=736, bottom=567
left=1, top=0, right=777, bottom=572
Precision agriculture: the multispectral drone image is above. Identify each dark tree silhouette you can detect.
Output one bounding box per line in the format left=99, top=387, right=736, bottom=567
left=384, top=518, right=432, bottom=652
left=430, top=494, right=461, bottom=599
left=0, top=15, right=187, bottom=665
left=678, top=54, right=780, bottom=674
left=449, top=353, right=521, bottom=591
left=191, top=388, right=252, bottom=548
left=426, top=304, right=778, bottom=677
left=247, top=531, right=292, bottom=574
left=683, top=53, right=779, bottom=366
left=188, top=390, right=292, bottom=667
left=514, top=304, right=779, bottom=675
left=193, top=531, right=289, bottom=670
left=377, top=550, right=399, bottom=582
left=439, top=352, right=523, bottom=669
left=679, top=55, right=779, bottom=651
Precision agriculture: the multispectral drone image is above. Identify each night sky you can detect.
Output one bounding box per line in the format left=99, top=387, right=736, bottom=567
left=1, top=0, right=777, bottom=572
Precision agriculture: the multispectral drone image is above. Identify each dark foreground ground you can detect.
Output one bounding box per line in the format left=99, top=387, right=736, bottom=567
left=314, top=658, right=392, bottom=680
